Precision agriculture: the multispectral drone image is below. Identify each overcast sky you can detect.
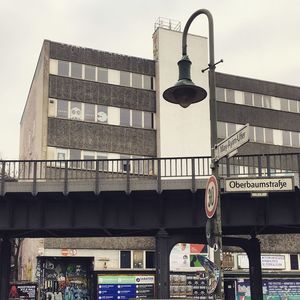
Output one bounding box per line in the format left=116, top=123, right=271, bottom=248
left=0, top=0, right=300, bottom=159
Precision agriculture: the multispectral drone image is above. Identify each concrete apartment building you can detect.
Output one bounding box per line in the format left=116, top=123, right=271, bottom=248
left=18, top=19, right=300, bottom=299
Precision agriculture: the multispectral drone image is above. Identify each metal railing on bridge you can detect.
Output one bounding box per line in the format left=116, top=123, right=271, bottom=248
left=1, top=153, right=300, bottom=194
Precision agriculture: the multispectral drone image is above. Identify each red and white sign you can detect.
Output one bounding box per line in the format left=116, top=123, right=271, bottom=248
left=61, top=248, right=77, bottom=256
left=205, top=175, right=219, bottom=218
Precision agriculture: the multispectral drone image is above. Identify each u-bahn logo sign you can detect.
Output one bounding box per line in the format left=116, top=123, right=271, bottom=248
left=205, top=175, right=219, bottom=218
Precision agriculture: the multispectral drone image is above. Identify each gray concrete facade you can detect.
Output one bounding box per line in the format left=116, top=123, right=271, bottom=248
left=49, top=75, right=156, bottom=112
left=216, top=72, right=300, bottom=155
left=216, top=72, right=300, bottom=100
left=48, top=117, right=156, bottom=156
left=49, top=41, right=155, bottom=76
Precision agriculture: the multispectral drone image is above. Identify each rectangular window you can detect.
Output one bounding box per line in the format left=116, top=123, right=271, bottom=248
left=97, top=68, right=108, bottom=83
left=70, top=149, right=81, bottom=160
left=244, top=92, right=253, bottom=106
left=120, top=71, right=130, bottom=86
left=273, top=129, right=283, bottom=146
left=254, top=94, right=262, bottom=107
left=120, top=108, right=130, bottom=126
left=69, top=149, right=81, bottom=169
left=70, top=102, right=82, bottom=120
left=58, top=60, right=69, bottom=77
left=120, top=155, right=130, bottom=172
left=227, top=123, right=236, bottom=136
left=133, top=250, right=143, bottom=268
left=57, top=100, right=69, bottom=118
left=97, top=154, right=108, bottom=171
left=96, top=105, right=108, bottom=123
left=120, top=251, right=131, bottom=268
left=57, top=148, right=68, bottom=160
left=282, top=131, right=291, bottom=146
left=145, top=251, right=155, bottom=269
left=263, top=95, right=272, bottom=109
left=132, top=156, right=143, bottom=174
left=71, top=62, right=82, bottom=79
left=217, top=122, right=226, bottom=138
left=226, top=89, right=235, bottom=103
left=132, top=110, right=142, bottom=127
left=85, top=65, right=96, bottom=81
left=216, top=87, right=225, bottom=102
left=83, top=152, right=95, bottom=169
left=280, top=99, right=289, bottom=112
left=290, top=254, right=299, bottom=270
left=290, top=100, right=298, bottom=113
left=265, top=128, right=273, bottom=144
left=132, top=73, right=142, bottom=88
left=150, top=77, right=154, bottom=90
left=84, top=103, right=95, bottom=122
left=291, top=132, right=300, bottom=147
left=144, top=76, right=152, bottom=90
left=255, top=127, right=264, bottom=143
left=249, top=126, right=255, bottom=142
left=144, top=112, right=153, bottom=129
left=83, top=153, right=94, bottom=160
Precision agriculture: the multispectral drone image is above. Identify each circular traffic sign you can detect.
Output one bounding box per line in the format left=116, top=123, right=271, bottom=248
left=205, top=175, right=219, bottom=218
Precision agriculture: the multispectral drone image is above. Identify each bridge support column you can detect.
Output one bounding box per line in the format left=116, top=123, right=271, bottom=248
left=0, top=236, right=11, bottom=299
left=155, top=229, right=170, bottom=299
left=223, top=236, right=263, bottom=300
left=247, top=237, right=263, bottom=300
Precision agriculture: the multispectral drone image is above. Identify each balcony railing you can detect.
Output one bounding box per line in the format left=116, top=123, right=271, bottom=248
left=1, top=153, right=300, bottom=195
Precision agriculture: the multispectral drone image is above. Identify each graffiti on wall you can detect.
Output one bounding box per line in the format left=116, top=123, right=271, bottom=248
left=36, top=258, right=91, bottom=300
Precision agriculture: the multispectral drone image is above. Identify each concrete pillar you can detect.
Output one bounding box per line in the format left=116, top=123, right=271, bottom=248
left=155, top=229, right=170, bottom=299
left=246, top=237, right=263, bottom=300
left=0, top=236, right=11, bottom=299
left=223, top=236, right=263, bottom=300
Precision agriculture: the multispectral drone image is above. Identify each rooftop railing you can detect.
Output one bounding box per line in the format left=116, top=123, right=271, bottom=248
left=1, top=153, right=300, bottom=194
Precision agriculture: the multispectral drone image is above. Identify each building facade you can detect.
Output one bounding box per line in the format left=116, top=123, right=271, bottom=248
left=18, top=19, right=300, bottom=300
left=20, top=40, right=157, bottom=163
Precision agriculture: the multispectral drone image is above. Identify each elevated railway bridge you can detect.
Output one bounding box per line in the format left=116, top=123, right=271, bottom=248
left=1, top=152, right=300, bottom=299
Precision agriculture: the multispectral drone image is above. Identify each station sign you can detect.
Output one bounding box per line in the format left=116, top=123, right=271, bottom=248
left=214, top=124, right=249, bottom=161
left=224, top=177, right=294, bottom=193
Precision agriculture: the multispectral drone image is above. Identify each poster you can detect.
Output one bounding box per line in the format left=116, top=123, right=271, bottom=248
left=236, top=278, right=300, bottom=300
left=9, top=283, right=37, bottom=300
left=170, top=243, right=208, bottom=271
left=170, top=272, right=213, bottom=299
left=237, top=254, right=286, bottom=269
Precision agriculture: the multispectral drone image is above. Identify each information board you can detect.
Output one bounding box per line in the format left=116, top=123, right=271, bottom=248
left=97, top=274, right=155, bottom=300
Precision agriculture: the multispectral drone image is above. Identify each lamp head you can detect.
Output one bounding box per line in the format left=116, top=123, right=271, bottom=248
left=163, top=55, right=207, bottom=108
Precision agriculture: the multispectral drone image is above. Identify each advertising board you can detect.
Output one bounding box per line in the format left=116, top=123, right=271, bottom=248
left=97, top=274, right=155, bottom=300
left=236, top=278, right=300, bottom=300
left=9, top=283, right=37, bottom=300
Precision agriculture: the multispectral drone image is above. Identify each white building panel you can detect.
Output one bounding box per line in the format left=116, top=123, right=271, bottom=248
left=154, top=28, right=210, bottom=158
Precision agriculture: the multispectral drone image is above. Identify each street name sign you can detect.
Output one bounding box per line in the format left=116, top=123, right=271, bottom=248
left=205, top=175, right=219, bottom=218
left=214, top=123, right=249, bottom=161
left=224, top=177, right=294, bottom=193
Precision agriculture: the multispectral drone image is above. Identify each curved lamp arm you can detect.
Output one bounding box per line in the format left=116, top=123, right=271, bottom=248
left=182, top=9, right=215, bottom=67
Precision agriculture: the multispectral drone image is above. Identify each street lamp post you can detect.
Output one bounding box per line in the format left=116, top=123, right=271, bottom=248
left=163, top=9, right=224, bottom=300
